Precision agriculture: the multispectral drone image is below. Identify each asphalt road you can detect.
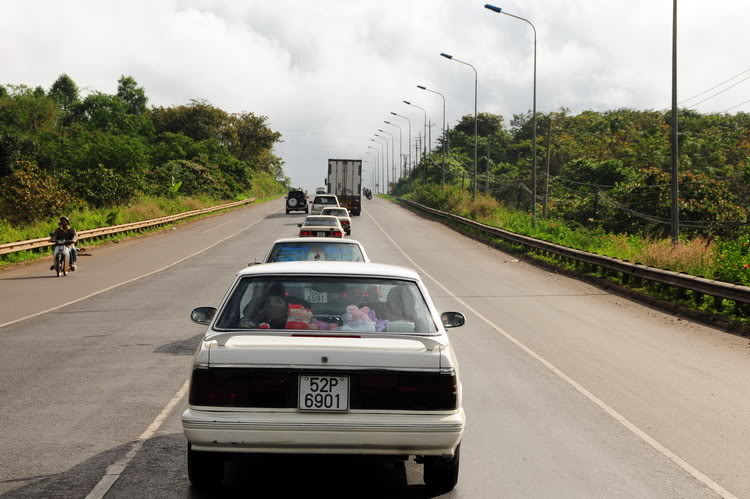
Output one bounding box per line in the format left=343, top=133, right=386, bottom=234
left=1, top=197, right=749, bottom=498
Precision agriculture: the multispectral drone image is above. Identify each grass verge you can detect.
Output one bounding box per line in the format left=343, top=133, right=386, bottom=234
left=386, top=194, right=750, bottom=336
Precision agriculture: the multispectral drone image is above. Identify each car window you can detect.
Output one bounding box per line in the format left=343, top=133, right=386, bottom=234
left=215, top=276, right=437, bottom=334
left=303, top=218, right=339, bottom=227
left=314, top=196, right=336, bottom=205
left=322, top=209, right=347, bottom=217
left=267, top=242, right=365, bottom=262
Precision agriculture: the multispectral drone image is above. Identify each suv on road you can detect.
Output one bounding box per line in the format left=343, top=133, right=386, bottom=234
left=286, top=190, right=308, bottom=214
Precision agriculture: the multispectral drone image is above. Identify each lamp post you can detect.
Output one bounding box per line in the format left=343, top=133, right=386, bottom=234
left=441, top=52, right=478, bottom=199
left=403, top=101, right=428, bottom=181
left=369, top=141, right=384, bottom=194
left=418, top=84, right=447, bottom=189
left=366, top=148, right=378, bottom=193
left=670, top=0, right=679, bottom=243
left=374, top=134, right=389, bottom=193
left=390, top=112, right=411, bottom=176
left=484, top=4, right=537, bottom=221
left=384, top=121, right=403, bottom=181
left=378, top=128, right=396, bottom=190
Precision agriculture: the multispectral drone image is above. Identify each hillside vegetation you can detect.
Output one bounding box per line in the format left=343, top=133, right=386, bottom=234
left=0, top=74, right=288, bottom=242
left=395, top=109, right=750, bottom=286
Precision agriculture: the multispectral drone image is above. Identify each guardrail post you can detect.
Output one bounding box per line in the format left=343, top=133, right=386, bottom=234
left=712, top=296, right=724, bottom=312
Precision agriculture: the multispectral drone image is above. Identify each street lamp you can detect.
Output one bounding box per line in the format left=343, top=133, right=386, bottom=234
left=384, top=121, right=403, bottom=181
left=373, top=134, right=389, bottom=193
left=484, top=4, right=537, bottom=221
left=378, top=128, right=396, bottom=190
left=366, top=148, right=379, bottom=193
left=368, top=142, right=384, bottom=194
left=441, top=52, right=478, bottom=198
left=403, top=100, right=428, bottom=182
left=418, top=84, right=447, bottom=189
left=390, top=112, right=412, bottom=175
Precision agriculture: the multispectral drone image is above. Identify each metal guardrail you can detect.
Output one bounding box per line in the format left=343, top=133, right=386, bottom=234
left=0, top=198, right=255, bottom=256
left=398, top=197, right=750, bottom=307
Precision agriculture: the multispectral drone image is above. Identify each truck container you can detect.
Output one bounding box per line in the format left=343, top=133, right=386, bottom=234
left=326, top=159, right=362, bottom=216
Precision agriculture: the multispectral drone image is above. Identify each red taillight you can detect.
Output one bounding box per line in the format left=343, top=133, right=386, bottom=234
left=189, top=369, right=290, bottom=407
left=332, top=231, right=343, bottom=237
left=300, top=230, right=313, bottom=236
left=358, top=372, right=457, bottom=410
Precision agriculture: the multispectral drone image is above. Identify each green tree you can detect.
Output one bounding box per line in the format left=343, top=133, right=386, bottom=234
left=116, top=75, right=148, bottom=114
left=49, top=73, right=80, bottom=112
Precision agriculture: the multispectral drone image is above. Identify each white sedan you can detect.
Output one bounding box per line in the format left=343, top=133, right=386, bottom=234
left=183, top=262, right=466, bottom=493
left=297, top=215, right=344, bottom=238
left=262, top=237, right=369, bottom=263
left=320, top=207, right=352, bottom=235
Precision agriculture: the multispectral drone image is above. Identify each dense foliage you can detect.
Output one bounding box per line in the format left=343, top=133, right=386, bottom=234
left=0, top=74, right=288, bottom=225
left=394, top=109, right=750, bottom=285
left=396, top=109, right=750, bottom=238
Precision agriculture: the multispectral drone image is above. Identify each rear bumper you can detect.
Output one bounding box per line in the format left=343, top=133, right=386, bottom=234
left=183, top=408, right=464, bottom=456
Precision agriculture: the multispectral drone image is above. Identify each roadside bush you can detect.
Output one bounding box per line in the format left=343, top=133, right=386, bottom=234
left=0, top=161, right=75, bottom=224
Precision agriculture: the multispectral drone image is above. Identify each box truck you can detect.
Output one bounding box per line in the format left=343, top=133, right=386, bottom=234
left=326, top=159, right=362, bottom=216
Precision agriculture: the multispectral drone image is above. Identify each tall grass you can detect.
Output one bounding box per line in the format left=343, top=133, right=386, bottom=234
left=403, top=183, right=749, bottom=285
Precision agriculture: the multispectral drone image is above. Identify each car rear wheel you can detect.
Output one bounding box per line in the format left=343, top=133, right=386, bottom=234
left=187, top=443, right=224, bottom=488
left=423, top=443, right=460, bottom=493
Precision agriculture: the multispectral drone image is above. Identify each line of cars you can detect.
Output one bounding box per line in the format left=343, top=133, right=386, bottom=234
left=182, top=196, right=466, bottom=493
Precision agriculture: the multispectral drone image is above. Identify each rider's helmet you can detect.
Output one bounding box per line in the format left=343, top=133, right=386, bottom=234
left=59, top=216, right=70, bottom=225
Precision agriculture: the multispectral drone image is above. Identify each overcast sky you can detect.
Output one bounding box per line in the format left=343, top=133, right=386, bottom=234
left=4, top=0, right=750, bottom=192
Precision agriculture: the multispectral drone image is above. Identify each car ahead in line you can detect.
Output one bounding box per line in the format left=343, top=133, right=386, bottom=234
left=184, top=262, right=466, bottom=492
left=310, top=194, right=339, bottom=215
left=286, top=190, right=308, bottom=214
left=262, top=237, right=369, bottom=263
left=316, top=187, right=327, bottom=194
left=297, top=215, right=344, bottom=238
left=320, top=206, right=351, bottom=235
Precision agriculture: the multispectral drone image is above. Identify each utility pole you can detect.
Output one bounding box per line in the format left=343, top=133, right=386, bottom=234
left=485, top=135, right=491, bottom=194
left=543, top=115, right=553, bottom=218
left=670, top=0, right=680, bottom=243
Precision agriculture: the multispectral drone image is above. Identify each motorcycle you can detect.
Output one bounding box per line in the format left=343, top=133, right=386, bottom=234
left=52, top=239, right=70, bottom=277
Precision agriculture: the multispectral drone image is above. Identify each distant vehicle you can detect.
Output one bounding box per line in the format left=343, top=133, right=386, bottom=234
left=310, top=194, right=339, bottom=215
left=321, top=207, right=351, bottom=235
left=285, top=190, right=308, bottom=214
left=184, top=262, right=466, bottom=492
left=327, top=159, right=362, bottom=216
left=297, top=215, right=344, bottom=238
left=316, top=187, right=327, bottom=194
left=262, top=237, right=369, bottom=263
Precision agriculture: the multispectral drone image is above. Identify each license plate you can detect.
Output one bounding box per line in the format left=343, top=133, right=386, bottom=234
left=316, top=231, right=326, bottom=237
left=298, top=375, right=349, bottom=412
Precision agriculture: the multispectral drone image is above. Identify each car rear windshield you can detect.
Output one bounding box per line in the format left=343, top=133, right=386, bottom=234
left=267, top=242, right=364, bottom=262
left=313, top=196, right=336, bottom=205
left=288, top=191, right=304, bottom=197
left=215, top=276, right=437, bottom=334
left=303, top=218, right=339, bottom=227
left=322, top=209, right=348, bottom=217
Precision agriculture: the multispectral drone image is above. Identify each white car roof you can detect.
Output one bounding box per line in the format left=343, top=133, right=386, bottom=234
left=238, top=261, right=420, bottom=280
left=304, top=215, right=339, bottom=220
left=263, top=238, right=370, bottom=263
left=269, top=237, right=360, bottom=244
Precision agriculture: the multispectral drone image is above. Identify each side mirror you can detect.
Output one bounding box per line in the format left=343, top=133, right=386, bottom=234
left=441, top=312, right=465, bottom=329
left=191, top=307, right=217, bottom=325
left=297, top=223, right=302, bottom=227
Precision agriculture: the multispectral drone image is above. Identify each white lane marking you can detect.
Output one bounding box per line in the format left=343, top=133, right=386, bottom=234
left=85, top=380, right=190, bottom=499
left=0, top=208, right=280, bottom=330
left=201, top=215, right=240, bottom=233
left=365, top=206, right=737, bottom=499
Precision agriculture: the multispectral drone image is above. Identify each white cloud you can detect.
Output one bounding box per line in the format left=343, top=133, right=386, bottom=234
left=3, top=0, right=750, bottom=191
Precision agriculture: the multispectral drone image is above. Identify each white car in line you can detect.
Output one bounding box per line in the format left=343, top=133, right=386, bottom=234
left=262, top=237, right=370, bottom=263
left=320, top=207, right=352, bottom=235
left=309, top=194, right=339, bottom=215
left=297, top=215, right=344, bottom=238
left=183, top=262, right=466, bottom=492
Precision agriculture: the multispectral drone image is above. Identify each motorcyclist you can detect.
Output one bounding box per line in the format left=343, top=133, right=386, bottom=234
left=49, top=216, right=78, bottom=271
